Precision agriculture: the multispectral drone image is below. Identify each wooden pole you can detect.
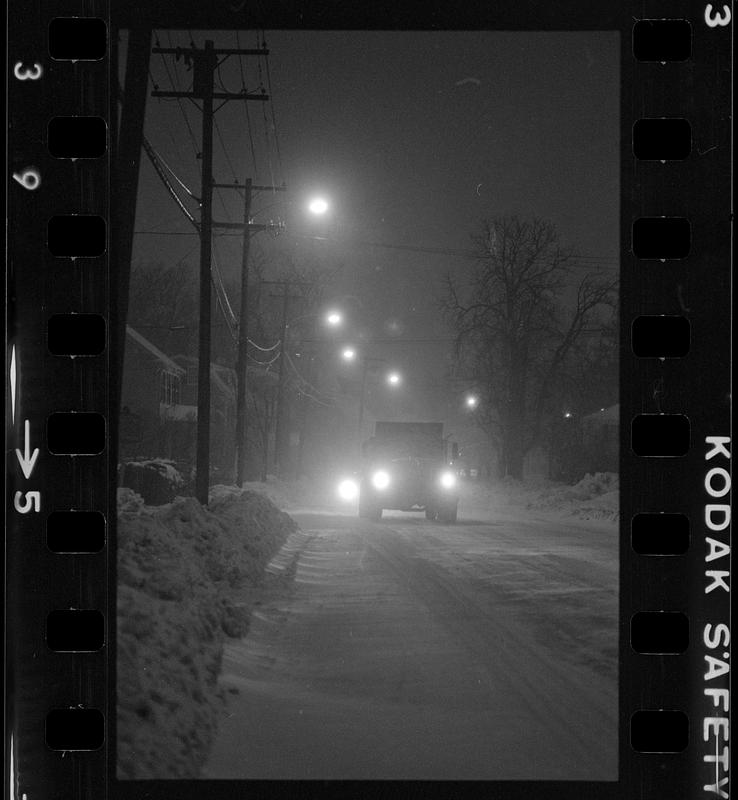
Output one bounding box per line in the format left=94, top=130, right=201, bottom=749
left=234, top=179, right=253, bottom=485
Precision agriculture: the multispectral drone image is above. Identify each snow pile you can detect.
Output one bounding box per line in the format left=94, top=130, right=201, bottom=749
left=525, top=472, right=619, bottom=521
left=119, top=458, right=186, bottom=505
left=459, top=472, right=619, bottom=522
left=117, top=487, right=298, bottom=779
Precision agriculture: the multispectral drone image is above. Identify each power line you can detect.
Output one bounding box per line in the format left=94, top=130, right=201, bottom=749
left=211, top=240, right=239, bottom=340
left=263, top=40, right=283, bottom=183
left=141, top=136, right=198, bottom=228
left=149, top=141, right=198, bottom=200
left=295, top=233, right=620, bottom=267
left=132, top=226, right=620, bottom=269
left=256, top=30, right=276, bottom=190
left=235, top=30, right=259, bottom=178
left=285, top=351, right=338, bottom=404
left=158, top=30, right=200, bottom=160
left=248, top=351, right=281, bottom=367
left=214, top=114, right=239, bottom=182
left=248, top=338, right=281, bottom=351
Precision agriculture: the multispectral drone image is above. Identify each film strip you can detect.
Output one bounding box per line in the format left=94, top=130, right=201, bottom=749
left=5, top=2, right=732, bottom=799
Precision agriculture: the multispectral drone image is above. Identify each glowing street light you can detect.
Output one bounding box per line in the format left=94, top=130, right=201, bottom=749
left=308, top=197, right=329, bottom=215
left=465, top=394, right=479, bottom=409
left=341, top=347, right=356, bottom=361
left=325, top=310, right=343, bottom=326
left=387, top=372, right=401, bottom=386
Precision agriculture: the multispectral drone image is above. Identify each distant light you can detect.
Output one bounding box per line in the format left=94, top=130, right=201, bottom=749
left=600, top=408, right=605, bottom=412
left=325, top=310, right=343, bottom=326
left=308, top=197, right=329, bottom=215
left=341, top=347, right=356, bottom=361
left=465, top=395, right=479, bottom=409
left=564, top=412, right=573, bottom=419
left=387, top=372, right=401, bottom=386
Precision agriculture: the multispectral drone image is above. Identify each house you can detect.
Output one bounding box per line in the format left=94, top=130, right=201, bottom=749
left=121, top=325, right=187, bottom=460
left=121, top=326, right=237, bottom=472
left=170, top=355, right=237, bottom=473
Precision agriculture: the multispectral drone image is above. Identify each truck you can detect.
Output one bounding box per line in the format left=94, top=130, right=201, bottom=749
left=357, top=421, right=459, bottom=523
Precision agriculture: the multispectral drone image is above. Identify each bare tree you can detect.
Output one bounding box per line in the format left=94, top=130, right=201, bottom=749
left=442, top=215, right=617, bottom=480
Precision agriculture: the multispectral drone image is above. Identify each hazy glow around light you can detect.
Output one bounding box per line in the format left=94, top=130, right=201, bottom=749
left=325, top=310, right=343, bottom=326
left=465, top=394, right=479, bottom=409
left=342, top=347, right=356, bottom=361
left=564, top=412, right=573, bottom=418
left=308, top=197, right=329, bottom=215
left=387, top=372, right=401, bottom=386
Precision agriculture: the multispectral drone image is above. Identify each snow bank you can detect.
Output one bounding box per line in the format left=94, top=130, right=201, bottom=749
left=119, top=459, right=186, bottom=505
left=525, top=472, right=619, bottom=521
left=460, top=472, right=619, bottom=523
left=117, top=486, right=298, bottom=779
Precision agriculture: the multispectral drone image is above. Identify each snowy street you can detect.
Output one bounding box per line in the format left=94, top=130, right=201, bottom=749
left=203, top=505, right=618, bottom=781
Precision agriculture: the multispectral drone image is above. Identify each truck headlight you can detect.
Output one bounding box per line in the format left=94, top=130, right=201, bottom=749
left=371, top=470, right=391, bottom=490
left=440, top=471, right=456, bottom=489
left=337, top=479, right=359, bottom=501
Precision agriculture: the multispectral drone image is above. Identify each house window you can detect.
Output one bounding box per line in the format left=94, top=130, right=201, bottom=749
left=160, top=370, right=181, bottom=406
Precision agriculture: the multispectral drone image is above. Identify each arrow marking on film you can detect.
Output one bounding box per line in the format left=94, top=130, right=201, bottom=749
left=10, top=345, right=16, bottom=423
left=15, top=419, right=39, bottom=480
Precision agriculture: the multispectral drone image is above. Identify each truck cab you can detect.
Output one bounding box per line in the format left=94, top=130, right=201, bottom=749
left=357, top=422, right=459, bottom=523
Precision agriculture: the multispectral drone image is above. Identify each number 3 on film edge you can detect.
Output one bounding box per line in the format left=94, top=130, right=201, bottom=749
left=705, top=4, right=731, bottom=26
left=13, top=62, right=43, bottom=80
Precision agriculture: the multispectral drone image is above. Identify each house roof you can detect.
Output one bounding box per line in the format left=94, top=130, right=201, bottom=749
left=173, top=355, right=236, bottom=402
left=126, top=325, right=185, bottom=375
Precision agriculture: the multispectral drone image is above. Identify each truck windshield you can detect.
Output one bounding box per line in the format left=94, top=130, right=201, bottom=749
left=366, top=437, right=442, bottom=461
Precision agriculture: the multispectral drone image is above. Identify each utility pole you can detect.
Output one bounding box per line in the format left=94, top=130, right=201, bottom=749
left=275, top=283, right=292, bottom=476
left=234, top=178, right=253, bottom=487
left=152, top=40, right=268, bottom=505
left=214, top=180, right=287, bottom=486
left=296, top=350, right=318, bottom=478
left=357, top=355, right=369, bottom=441
left=261, top=279, right=310, bottom=477
left=194, top=40, right=215, bottom=506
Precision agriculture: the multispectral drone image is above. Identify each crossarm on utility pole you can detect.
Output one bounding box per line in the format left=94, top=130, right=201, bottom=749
left=152, top=90, right=269, bottom=101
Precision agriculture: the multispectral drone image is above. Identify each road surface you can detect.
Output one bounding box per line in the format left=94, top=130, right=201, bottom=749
left=203, top=505, right=618, bottom=781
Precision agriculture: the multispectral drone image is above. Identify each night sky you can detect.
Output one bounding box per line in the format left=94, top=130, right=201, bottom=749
left=132, top=29, right=619, bottom=424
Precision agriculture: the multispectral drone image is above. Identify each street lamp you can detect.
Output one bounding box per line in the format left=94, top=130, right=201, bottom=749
left=387, top=372, right=401, bottom=386
left=325, top=310, right=343, bottom=327
left=341, top=347, right=356, bottom=361
left=465, top=394, right=479, bottom=409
